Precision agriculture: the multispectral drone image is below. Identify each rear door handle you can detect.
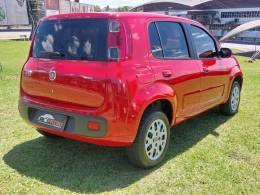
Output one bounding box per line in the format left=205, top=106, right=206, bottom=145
left=203, top=67, right=209, bottom=73
left=162, top=70, right=172, bottom=78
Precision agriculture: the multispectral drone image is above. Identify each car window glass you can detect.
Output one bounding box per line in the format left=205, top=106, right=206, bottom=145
left=190, top=25, right=217, bottom=58
left=148, top=22, right=163, bottom=58
left=33, top=18, right=108, bottom=61
left=157, top=22, right=190, bottom=59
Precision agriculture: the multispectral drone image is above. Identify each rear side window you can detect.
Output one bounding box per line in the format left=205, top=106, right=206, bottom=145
left=148, top=22, right=163, bottom=58
left=190, top=25, right=217, bottom=58
left=33, top=18, right=108, bottom=61
left=157, top=22, right=189, bottom=59
left=149, top=21, right=190, bottom=59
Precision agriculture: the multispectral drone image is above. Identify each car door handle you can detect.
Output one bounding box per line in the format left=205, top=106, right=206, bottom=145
left=162, top=70, right=172, bottom=78
left=203, top=67, right=209, bottom=73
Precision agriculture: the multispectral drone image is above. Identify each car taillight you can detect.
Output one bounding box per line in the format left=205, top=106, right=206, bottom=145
left=107, top=20, right=128, bottom=61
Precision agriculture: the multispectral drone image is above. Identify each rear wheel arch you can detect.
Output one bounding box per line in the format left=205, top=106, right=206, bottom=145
left=130, top=98, right=175, bottom=144
left=129, top=83, right=177, bottom=143
left=141, top=99, right=174, bottom=126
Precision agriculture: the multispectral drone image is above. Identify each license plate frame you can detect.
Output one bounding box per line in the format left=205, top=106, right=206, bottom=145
left=32, top=110, right=68, bottom=131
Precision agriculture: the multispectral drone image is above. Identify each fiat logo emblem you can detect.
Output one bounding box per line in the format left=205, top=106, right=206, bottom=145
left=49, top=70, right=56, bottom=81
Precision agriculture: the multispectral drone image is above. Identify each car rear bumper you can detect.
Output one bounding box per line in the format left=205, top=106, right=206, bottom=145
left=18, top=99, right=133, bottom=146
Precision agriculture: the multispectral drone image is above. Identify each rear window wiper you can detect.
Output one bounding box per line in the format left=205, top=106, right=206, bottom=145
left=80, top=56, right=94, bottom=60
left=40, top=51, right=65, bottom=58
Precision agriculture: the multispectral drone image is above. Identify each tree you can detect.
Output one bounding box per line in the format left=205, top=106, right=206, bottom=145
left=26, top=0, right=47, bottom=39
left=116, top=6, right=133, bottom=12
left=0, top=6, right=6, bottom=22
left=104, top=5, right=110, bottom=12
left=94, top=5, right=101, bottom=12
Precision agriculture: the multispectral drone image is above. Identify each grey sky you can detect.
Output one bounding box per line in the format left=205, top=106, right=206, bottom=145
left=80, top=0, right=209, bottom=8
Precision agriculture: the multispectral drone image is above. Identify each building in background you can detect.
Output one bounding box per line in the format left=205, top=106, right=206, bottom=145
left=59, top=0, right=70, bottom=14
left=132, top=0, right=260, bottom=43
left=0, top=0, right=95, bottom=26
left=45, top=0, right=59, bottom=16
left=0, top=0, right=29, bottom=25
left=42, top=0, right=94, bottom=16
left=70, top=1, right=80, bottom=13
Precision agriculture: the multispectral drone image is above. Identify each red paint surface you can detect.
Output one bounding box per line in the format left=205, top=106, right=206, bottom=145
left=20, top=13, right=243, bottom=146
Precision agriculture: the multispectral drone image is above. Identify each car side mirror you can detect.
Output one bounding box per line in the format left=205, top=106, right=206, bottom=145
left=219, top=48, right=232, bottom=58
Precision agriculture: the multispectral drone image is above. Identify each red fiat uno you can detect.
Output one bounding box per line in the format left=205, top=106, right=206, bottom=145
left=19, top=13, right=243, bottom=168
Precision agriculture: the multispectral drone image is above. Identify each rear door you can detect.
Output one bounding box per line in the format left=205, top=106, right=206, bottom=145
left=148, top=21, right=201, bottom=119
left=22, top=18, right=108, bottom=108
left=188, top=24, right=227, bottom=109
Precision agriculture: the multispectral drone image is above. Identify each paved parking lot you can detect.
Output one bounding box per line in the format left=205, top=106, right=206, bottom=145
left=0, top=29, right=31, bottom=40
left=221, top=42, right=260, bottom=52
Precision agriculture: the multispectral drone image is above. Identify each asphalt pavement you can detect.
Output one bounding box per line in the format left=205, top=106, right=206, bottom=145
left=0, top=28, right=31, bottom=40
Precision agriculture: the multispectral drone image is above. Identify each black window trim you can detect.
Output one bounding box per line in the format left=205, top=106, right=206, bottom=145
left=182, top=23, right=198, bottom=59
left=147, top=20, right=193, bottom=61
left=154, top=22, right=165, bottom=58
left=187, top=24, right=220, bottom=60
left=148, top=22, right=164, bottom=58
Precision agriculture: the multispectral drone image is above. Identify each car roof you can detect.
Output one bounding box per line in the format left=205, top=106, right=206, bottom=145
left=42, top=12, right=199, bottom=25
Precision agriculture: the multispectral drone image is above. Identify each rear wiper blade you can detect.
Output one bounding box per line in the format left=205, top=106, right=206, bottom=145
left=80, top=56, right=92, bottom=60
left=40, top=51, right=65, bottom=57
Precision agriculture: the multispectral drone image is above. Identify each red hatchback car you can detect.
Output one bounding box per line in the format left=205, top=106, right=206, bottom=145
left=19, top=12, right=243, bottom=168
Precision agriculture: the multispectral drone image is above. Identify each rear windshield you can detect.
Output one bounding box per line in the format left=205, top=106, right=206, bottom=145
left=33, top=18, right=108, bottom=61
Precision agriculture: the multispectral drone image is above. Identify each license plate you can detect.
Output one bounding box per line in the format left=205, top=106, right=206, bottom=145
left=32, top=111, right=68, bottom=131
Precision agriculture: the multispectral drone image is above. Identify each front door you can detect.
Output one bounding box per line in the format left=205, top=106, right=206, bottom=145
left=189, top=24, right=226, bottom=109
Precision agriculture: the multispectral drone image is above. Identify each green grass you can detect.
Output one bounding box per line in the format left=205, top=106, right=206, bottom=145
left=0, top=40, right=259, bottom=194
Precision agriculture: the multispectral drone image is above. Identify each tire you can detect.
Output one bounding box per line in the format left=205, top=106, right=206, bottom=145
left=220, top=81, right=241, bottom=115
left=126, top=111, right=170, bottom=168
left=36, top=129, right=61, bottom=139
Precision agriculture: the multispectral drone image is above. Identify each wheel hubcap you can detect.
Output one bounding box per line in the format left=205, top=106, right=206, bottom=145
left=145, top=119, right=167, bottom=161
left=231, top=85, right=240, bottom=112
